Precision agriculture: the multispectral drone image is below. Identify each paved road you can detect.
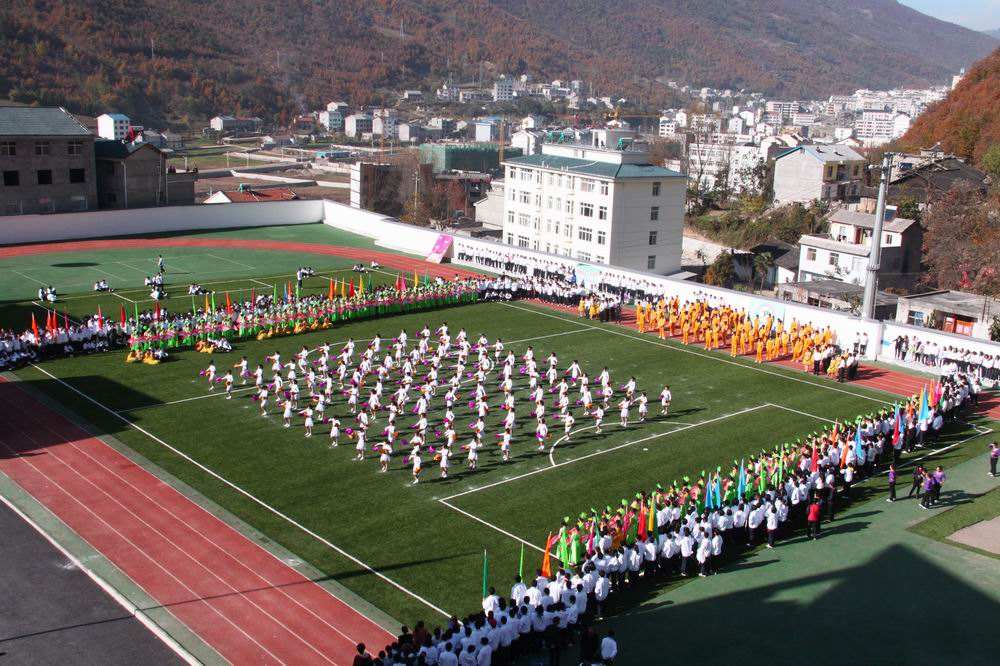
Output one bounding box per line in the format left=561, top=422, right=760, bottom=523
left=0, top=501, right=180, bottom=665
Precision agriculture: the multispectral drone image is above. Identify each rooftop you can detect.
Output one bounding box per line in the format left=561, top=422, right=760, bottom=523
left=898, top=290, right=998, bottom=318
left=94, top=140, right=162, bottom=159
left=799, top=234, right=870, bottom=256
left=0, top=106, right=92, bottom=137
left=503, top=153, right=683, bottom=180
left=215, top=187, right=299, bottom=203
left=776, top=144, right=864, bottom=163
left=829, top=208, right=917, bottom=234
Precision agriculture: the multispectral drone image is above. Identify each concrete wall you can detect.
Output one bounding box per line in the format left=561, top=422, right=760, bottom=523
left=0, top=199, right=323, bottom=245
left=881, top=321, right=1000, bottom=361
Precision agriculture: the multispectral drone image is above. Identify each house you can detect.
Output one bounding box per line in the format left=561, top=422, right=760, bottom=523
left=473, top=179, right=505, bottom=230
left=372, top=109, right=398, bottom=137
left=209, top=115, right=263, bottom=135
left=96, top=113, right=131, bottom=140
left=95, top=140, right=194, bottom=208
left=401, top=90, right=423, bottom=101
left=326, top=101, right=349, bottom=114
left=895, top=290, right=999, bottom=339
left=772, top=144, right=865, bottom=206
left=203, top=186, right=299, bottom=204
left=0, top=106, right=97, bottom=215
left=501, top=128, right=686, bottom=273
left=260, top=134, right=295, bottom=148
left=344, top=113, right=373, bottom=138
left=493, top=76, right=514, bottom=103
left=510, top=129, right=545, bottom=156
left=776, top=278, right=898, bottom=319
left=319, top=109, right=344, bottom=132
left=862, top=153, right=988, bottom=208
left=796, top=208, right=921, bottom=289
left=855, top=110, right=911, bottom=147
left=474, top=119, right=501, bottom=143
left=748, top=240, right=799, bottom=287
left=396, top=123, right=424, bottom=144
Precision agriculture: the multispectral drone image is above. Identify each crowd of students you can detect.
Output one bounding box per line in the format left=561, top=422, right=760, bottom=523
left=892, top=335, right=998, bottom=384
left=0, top=313, right=123, bottom=370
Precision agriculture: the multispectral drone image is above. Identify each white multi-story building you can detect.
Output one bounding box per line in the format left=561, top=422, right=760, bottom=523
left=500, top=129, right=685, bottom=273
left=765, top=100, right=800, bottom=121
left=659, top=116, right=677, bottom=137
left=686, top=142, right=765, bottom=193
left=319, top=109, right=344, bottom=132
left=855, top=110, right=911, bottom=147
left=772, top=144, right=865, bottom=205
left=493, top=76, right=514, bottom=103
left=344, top=113, right=373, bottom=138
left=97, top=113, right=130, bottom=140
left=372, top=108, right=398, bottom=137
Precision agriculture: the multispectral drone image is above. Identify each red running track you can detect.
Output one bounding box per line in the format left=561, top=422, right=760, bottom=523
left=0, top=376, right=394, bottom=664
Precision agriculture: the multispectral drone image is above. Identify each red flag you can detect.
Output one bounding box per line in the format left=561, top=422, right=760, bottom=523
left=120, top=304, right=126, bottom=326
left=31, top=313, right=40, bottom=340
left=348, top=279, right=356, bottom=298
left=47, top=310, right=55, bottom=332
left=637, top=503, right=648, bottom=540
left=154, top=301, right=161, bottom=321
left=97, top=305, right=104, bottom=330
left=225, top=291, right=232, bottom=314
left=810, top=442, right=819, bottom=473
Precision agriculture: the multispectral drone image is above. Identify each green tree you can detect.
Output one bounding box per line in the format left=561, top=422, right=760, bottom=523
left=704, top=251, right=736, bottom=287
left=753, top=252, right=775, bottom=290
left=981, top=144, right=1000, bottom=189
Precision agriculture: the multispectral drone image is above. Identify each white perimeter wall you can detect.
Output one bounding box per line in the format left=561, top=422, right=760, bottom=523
left=0, top=200, right=324, bottom=245
left=4, top=197, right=996, bottom=369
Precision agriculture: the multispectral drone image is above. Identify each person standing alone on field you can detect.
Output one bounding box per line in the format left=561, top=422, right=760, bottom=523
left=989, top=442, right=998, bottom=478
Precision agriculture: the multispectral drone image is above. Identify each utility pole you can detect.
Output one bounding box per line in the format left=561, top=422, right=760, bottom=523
left=862, top=152, right=893, bottom=320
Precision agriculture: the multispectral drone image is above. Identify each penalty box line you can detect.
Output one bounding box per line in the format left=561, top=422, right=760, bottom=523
left=437, top=402, right=837, bottom=553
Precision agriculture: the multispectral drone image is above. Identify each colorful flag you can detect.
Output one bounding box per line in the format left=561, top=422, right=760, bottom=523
left=349, top=279, right=356, bottom=298
left=853, top=421, right=864, bottom=461
left=328, top=279, right=334, bottom=300
left=481, top=547, right=489, bottom=599
left=120, top=304, right=126, bottom=327
left=413, top=269, right=419, bottom=288
left=359, top=275, right=365, bottom=295
left=737, top=459, right=746, bottom=499
left=225, top=292, right=232, bottom=314
left=891, top=406, right=901, bottom=447
left=810, top=442, right=819, bottom=473
left=518, top=543, right=525, bottom=578
left=97, top=305, right=104, bottom=330
left=540, top=532, right=555, bottom=578
left=30, top=313, right=39, bottom=340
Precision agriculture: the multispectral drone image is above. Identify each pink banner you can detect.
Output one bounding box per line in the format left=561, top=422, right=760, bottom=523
left=426, top=234, right=453, bottom=263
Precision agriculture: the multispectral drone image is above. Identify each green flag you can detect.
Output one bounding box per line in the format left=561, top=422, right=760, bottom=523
left=481, top=547, right=489, bottom=599
left=518, top=543, right=525, bottom=578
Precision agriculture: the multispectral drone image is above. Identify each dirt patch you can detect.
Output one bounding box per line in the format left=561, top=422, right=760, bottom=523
left=949, top=516, right=1000, bottom=555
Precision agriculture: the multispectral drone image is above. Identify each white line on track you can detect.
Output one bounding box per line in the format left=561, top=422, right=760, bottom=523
left=29, top=362, right=452, bottom=619
left=438, top=499, right=547, bottom=554
left=111, top=291, right=137, bottom=305
left=500, top=302, right=896, bottom=405
left=764, top=403, right=838, bottom=424
left=0, top=494, right=200, bottom=665
left=12, top=269, right=48, bottom=287
left=206, top=253, right=256, bottom=270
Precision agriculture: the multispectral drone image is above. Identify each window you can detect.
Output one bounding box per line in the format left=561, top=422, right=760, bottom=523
left=580, top=178, right=595, bottom=193
left=647, top=255, right=656, bottom=270
left=565, top=199, right=573, bottom=214
left=576, top=251, right=592, bottom=262
left=652, top=181, right=661, bottom=196
left=533, top=216, right=540, bottom=230
left=509, top=188, right=516, bottom=201
left=34, top=141, right=51, bottom=156
left=517, top=235, right=530, bottom=248
left=552, top=221, right=559, bottom=235
left=648, top=231, right=658, bottom=245
left=884, top=233, right=894, bottom=245
left=600, top=182, right=608, bottom=196
left=506, top=233, right=513, bottom=244
left=564, top=224, right=573, bottom=238
left=0, top=141, right=15, bottom=156
left=906, top=311, right=925, bottom=327
left=517, top=213, right=530, bottom=226
left=2, top=170, right=19, bottom=186
left=546, top=196, right=553, bottom=209
left=578, top=227, right=593, bottom=242
left=36, top=169, right=53, bottom=185
left=532, top=240, right=539, bottom=250
left=521, top=169, right=533, bottom=182
left=598, top=205, right=607, bottom=220
left=806, top=248, right=817, bottom=261
left=650, top=206, right=659, bottom=221
left=825, top=165, right=835, bottom=179
left=69, top=168, right=86, bottom=183
left=506, top=211, right=515, bottom=226
left=519, top=191, right=530, bottom=204
left=580, top=202, right=594, bottom=217
left=597, top=230, right=606, bottom=245
left=67, top=140, right=84, bottom=156
left=509, top=167, right=517, bottom=180
left=828, top=252, right=839, bottom=267
left=534, top=194, right=541, bottom=207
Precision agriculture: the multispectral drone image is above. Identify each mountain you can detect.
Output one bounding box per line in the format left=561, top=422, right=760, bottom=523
left=0, top=1, right=995, bottom=127
left=984, top=29, right=1000, bottom=39
left=897, top=46, right=1000, bottom=165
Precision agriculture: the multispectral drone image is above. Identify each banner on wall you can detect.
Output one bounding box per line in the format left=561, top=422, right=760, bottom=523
left=426, top=234, right=453, bottom=263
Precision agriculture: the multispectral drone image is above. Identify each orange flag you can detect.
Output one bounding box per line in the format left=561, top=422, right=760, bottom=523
left=31, top=313, right=40, bottom=340
left=540, top=531, right=554, bottom=578
left=328, top=278, right=334, bottom=300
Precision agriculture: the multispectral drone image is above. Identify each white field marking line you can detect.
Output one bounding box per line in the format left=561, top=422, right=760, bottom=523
left=250, top=278, right=273, bottom=288
left=546, top=419, right=690, bottom=467
left=115, top=328, right=592, bottom=413
left=114, top=260, right=153, bottom=274
left=0, top=494, right=201, bottom=665
left=438, top=498, right=547, bottom=555
left=29, top=363, right=452, bottom=619
left=0, top=431, right=285, bottom=664
left=13, top=406, right=381, bottom=653
left=764, top=403, right=838, bottom=424
left=500, top=302, right=896, bottom=406
left=12, top=269, right=49, bottom=287
left=111, top=291, right=137, bottom=305
left=31, top=301, right=85, bottom=326
left=206, top=253, right=256, bottom=270
left=439, top=403, right=772, bottom=503
left=90, top=266, right=128, bottom=282
left=881, top=422, right=994, bottom=475
left=0, top=414, right=341, bottom=666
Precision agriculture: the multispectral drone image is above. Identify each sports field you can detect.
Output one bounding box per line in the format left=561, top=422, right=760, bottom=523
left=2, top=223, right=998, bottom=662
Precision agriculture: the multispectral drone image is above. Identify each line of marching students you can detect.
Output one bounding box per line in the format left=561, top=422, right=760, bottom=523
left=353, top=371, right=984, bottom=666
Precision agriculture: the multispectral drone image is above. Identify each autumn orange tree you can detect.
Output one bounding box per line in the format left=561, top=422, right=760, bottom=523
left=920, top=185, right=1000, bottom=296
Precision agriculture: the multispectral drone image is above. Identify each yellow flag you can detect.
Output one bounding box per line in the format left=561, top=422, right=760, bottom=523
left=359, top=275, right=365, bottom=294
left=340, top=278, right=346, bottom=299
left=413, top=269, right=419, bottom=288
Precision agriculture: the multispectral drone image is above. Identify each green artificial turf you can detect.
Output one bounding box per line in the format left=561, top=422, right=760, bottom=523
left=12, top=297, right=995, bottom=626
left=4, top=227, right=998, bottom=654
left=909, top=486, right=1000, bottom=559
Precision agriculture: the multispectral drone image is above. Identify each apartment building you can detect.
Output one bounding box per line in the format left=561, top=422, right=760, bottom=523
left=500, top=129, right=685, bottom=273
left=772, top=144, right=865, bottom=205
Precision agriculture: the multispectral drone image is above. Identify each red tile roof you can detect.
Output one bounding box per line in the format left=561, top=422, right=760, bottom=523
left=221, top=187, right=299, bottom=202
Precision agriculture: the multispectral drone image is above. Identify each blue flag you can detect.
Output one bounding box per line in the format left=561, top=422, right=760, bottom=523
left=705, top=476, right=715, bottom=511
left=854, top=422, right=864, bottom=461
left=737, top=459, right=746, bottom=500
